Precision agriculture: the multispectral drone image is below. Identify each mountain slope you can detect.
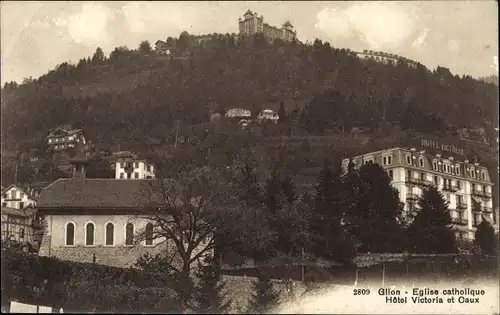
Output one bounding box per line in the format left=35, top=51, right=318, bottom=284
left=1, top=34, right=497, bottom=153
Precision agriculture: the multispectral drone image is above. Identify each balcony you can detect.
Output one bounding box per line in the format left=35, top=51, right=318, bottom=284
left=471, top=190, right=492, bottom=199
left=451, top=217, right=468, bottom=225
left=406, top=193, right=420, bottom=201
left=482, top=207, right=493, bottom=213
left=442, top=184, right=458, bottom=192
left=406, top=177, right=432, bottom=186
left=456, top=202, right=467, bottom=210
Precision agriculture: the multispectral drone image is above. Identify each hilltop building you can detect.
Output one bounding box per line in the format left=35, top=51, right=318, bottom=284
left=225, top=108, right=252, bottom=118
left=258, top=109, right=279, bottom=123
left=47, top=126, right=86, bottom=152
left=47, top=126, right=90, bottom=172
left=114, top=158, right=155, bottom=179
left=238, top=10, right=297, bottom=42
left=36, top=156, right=210, bottom=268
left=342, top=147, right=496, bottom=241
left=355, top=50, right=421, bottom=69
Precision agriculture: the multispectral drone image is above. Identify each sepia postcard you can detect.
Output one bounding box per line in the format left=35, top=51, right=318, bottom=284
left=1, top=1, right=499, bottom=314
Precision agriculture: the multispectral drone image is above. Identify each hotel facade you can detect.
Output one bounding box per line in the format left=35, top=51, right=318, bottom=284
left=342, top=146, right=496, bottom=241
left=238, top=10, right=297, bottom=42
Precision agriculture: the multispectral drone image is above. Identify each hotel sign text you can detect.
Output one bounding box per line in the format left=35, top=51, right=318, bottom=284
left=421, top=138, right=464, bottom=156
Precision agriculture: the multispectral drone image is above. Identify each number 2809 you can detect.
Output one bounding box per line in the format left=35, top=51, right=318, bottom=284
left=353, top=288, right=371, bottom=295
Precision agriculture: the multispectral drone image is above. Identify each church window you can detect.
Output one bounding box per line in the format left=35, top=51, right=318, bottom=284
left=65, top=222, right=75, bottom=246
left=85, top=222, right=95, bottom=246
left=105, top=222, right=115, bottom=246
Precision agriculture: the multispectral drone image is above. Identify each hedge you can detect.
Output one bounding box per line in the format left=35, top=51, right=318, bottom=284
left=1, top=249, right=182, bottom=313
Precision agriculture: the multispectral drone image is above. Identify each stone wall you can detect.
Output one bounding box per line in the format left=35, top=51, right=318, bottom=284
left=44, top=241, right=169, bottom=268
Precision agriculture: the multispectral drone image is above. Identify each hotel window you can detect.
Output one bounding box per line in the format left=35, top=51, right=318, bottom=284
left=20, top=228, right=24, bottom=239
left=2, top=193, right=7, bottom=198
left=19, top=202, right=24, bottom=209
left=383, top=156, right=392, bottom=165
left=456, top=180, right=461, bottom=190
left=433, top=175, right=439, bottom=185
left=388, top=170, right=393, bottom=180
left=85, top=222, right=95, bottom=246
left=456, top=165, right=460, bottom=175
left=419, top=158, right=424, bottom=167
left=127, top=173, right=132, bottom=179
left=105, top=222, right=115, bottom=246
left=65, top=222, right=75, bottom=246
left=134, top=162, right=138, bottom=168
left=407, top=170, right=412, bottom=180
left=121, top=162, right=125, bottom=168
left=406, top=155, right=411, bottom=165
left=2, top=203, right=6, bottom=207
left=10, top=191, right=16, bottom=199
left=125, top=223, right=134, bottom=246
left=120, top=173, right=124, bottom=179
left=19, top=192, right=24, bottom=199
left=145, top=223, right=154, bottom=246
left=481, top=172, right=485, bottom=180
left=134, top=172, right=139, bottom=179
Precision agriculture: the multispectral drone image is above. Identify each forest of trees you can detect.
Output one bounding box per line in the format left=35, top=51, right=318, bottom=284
left=1, top=33, right=498, bottom=154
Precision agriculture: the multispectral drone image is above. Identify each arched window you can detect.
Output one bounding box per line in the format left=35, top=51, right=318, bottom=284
left=85, top=222, right=95, bottom=246
left=125, top=223, right=134, bottom=246
left=145, top=223, right=153, bottom=246
left=105, top=222, right=115, bottom=246
left=66, top=222, right=75, bottom=246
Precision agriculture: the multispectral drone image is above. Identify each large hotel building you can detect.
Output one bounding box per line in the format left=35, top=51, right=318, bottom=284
left=342, top=146, right=496, bottom=241
left=238, top=10, right=297, bottom=42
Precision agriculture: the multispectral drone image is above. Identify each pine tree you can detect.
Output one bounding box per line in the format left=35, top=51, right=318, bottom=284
left=474, top=219, right=497, bottom=255
left=350, top=162, right=405, bottom=253
left=247, top=271, right=280, bottom=314
left=278, top=100, right=287, bottom=122
left=407, top=186, right=457, bottom=253
left=139, top=40, right=152, bottom=54
left=237, top=162, right=262, bottom=206
left=281, top=175, right=297, bottom=206
left=193, top=257, right=231, bottom=314
left=311, top=159, right=355, bottom=262
left=265, top=167, right=283, bottom=212
left=91, top=47, right=105, bottom=64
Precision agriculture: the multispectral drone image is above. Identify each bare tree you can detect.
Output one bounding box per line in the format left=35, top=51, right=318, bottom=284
left=135, top=166, right=240, bottom=278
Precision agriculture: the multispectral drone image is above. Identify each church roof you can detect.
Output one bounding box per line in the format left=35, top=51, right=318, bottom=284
left=36, top=179, right=165, bottom=210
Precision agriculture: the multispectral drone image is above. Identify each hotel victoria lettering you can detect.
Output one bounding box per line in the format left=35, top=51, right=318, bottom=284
left=421, top=139, right=465, bottom=156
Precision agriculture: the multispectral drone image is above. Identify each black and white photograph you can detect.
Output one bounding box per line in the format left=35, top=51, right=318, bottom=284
left=1, top=1, right=499, bottom=313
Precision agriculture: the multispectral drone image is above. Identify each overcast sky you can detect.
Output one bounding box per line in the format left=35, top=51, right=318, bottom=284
left=1, top=1, right=498, bottom=84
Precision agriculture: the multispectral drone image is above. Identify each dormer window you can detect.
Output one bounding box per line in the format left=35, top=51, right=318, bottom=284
left=382, top=155, right=392, bottom=165
left=419, top=157, right=424, bottom=167
left=406, top=155, right=411, bottom=165
left=456, top=165, right=460, bottom=175
left=432, top=160, right=438, bottom=171
left=481, top=172, right=485, bottom=180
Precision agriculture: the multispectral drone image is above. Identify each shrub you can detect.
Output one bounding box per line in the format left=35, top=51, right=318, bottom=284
left=1, top=249, right=181, bottom=312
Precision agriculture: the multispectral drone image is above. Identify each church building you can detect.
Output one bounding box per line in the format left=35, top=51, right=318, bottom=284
left=36, top=148, right=210, bottom=268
